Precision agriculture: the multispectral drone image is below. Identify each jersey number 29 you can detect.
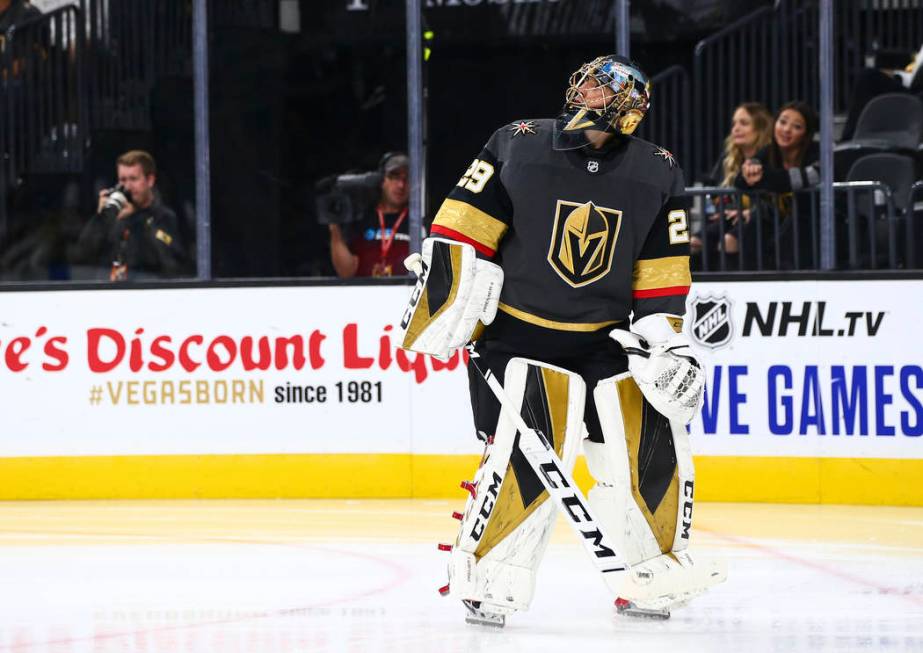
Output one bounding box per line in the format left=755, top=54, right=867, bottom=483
left=458, top=159, right=495, bottom=193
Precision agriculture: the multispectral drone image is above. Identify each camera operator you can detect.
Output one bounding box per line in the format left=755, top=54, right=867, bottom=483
left=75, top=150, right=186, bottom=281
left=326, top=152, right=419, bottom=278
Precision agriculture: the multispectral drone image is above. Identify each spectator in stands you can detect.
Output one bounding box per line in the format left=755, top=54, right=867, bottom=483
left=734, top=101, right=820, bottom=269
left=841, top=43, right=923, bottom=141
left=692, top=102, right=773, bottom=265
left=0, top=0, right=42, bottom=79
left=0, top=0, right=41, bottom=36
left=74, top=150, right=187, bottom=281
left=329, top=152, right=419, bottom=278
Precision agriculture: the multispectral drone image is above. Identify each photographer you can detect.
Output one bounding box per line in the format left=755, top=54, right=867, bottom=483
left=325, top=152, right=418, bottom=278
left=75, top=150, right=186, bottom=281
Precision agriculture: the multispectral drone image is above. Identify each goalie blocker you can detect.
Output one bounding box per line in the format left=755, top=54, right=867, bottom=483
left=400, top=237, right=503, bottom=359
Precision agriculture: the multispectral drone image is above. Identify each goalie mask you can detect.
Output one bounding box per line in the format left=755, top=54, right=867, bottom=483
left=552, top=55, right=651, bottom=151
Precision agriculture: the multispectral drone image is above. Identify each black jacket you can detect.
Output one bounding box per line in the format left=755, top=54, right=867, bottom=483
left=75, top=199, right=187, bottom=280
left=734, top=142, right=821, bottom=193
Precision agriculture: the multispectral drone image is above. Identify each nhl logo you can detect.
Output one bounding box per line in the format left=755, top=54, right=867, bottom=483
left=690, top=294, right=733, bottom=349
left=587, top=160, right=600, bottom=173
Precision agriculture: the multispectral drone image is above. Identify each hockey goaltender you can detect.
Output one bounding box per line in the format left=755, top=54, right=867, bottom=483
left=399, top=54, right=727, bottom=627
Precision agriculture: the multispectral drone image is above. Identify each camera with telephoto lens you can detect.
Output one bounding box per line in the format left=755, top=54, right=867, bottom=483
left=314, top=170, right=382, bottom=225
left=100, top=184, right=133, bottom=219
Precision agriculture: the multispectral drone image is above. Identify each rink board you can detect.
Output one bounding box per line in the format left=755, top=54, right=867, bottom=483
left=1, top=453, right=921, bottom=505
left=0, top=280, right=920, bottom=504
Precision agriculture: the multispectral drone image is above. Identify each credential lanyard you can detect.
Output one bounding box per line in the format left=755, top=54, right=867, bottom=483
left=377, top=206, right=408, bottom=260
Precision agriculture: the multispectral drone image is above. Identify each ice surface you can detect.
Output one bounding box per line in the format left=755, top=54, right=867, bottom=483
left=0, top=500, right=921, bottom=653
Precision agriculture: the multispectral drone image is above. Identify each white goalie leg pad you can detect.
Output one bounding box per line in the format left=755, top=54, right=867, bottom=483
left=583, top=425, right=661, bottom=566
left=448, top=426, right=547, bottom=614
left=448, top=507, right=556, bottom=614
left=587, top=372, right=725, bottom=611
left=400, top=237, right=503, bottom=359
left=448, top=357, right=585, bottom=614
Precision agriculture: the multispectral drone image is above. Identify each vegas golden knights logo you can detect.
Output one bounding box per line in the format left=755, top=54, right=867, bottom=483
left=547, top=200, right=621, bottom=288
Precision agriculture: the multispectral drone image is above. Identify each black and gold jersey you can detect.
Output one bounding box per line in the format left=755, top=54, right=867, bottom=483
left=430, top=119, right=691, bottom=335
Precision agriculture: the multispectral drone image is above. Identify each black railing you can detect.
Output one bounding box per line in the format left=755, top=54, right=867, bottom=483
left=826, top=0, right=923, bottom=112
left=688, top=181, right=920, bottom=272
left=688, top=187, right=778, bottom=272
left=777, top=1, right=820, bottom=109
left=0, top=1, right=192, bottom=170
left=689, top=0, right=923, bottom=181
left=909, top=180, right=923, bottom=269
left=80, top=0, right=154, bottom=130
left=1, top=5, right=87, bottom=181
left=78, top=0, right=193, bottom=130
left=692, top=1, right=820, bottom=180
left=692, top=4, right=776, bottom=180
left=851, top=0, right=923, bottom=62
left=638, top=65, right=692, bottom=175
left=153, top=1, right=193, bottom=77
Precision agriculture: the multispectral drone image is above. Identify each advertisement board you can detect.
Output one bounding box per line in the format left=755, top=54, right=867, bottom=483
left=0, top=279, right=920, bottom=503
left=687, top=280, right=922, bottom=458
left=0, top=285, right=472, bottom=458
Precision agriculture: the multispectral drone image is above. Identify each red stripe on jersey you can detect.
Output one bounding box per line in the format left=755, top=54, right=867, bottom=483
left=632, top=285, right=690, bottom=299
left=429, top=225, right=496, bottom=258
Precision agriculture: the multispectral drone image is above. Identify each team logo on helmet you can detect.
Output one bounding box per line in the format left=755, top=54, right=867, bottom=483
left=689, top=294, right=734, bottom=349
left=547, top=200, right=622, bottom=288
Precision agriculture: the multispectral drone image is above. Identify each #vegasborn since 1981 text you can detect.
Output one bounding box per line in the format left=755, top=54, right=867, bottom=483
left=273, top=380, right=383, bottom=404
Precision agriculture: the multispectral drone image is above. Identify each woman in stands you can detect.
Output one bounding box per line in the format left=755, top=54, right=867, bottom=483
left=691, top=102, right=773, bottom=269
left=734, top=101, right=819, bottom=269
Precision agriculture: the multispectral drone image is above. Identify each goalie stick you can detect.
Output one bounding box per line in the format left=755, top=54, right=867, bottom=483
left=464, top=344, right=630, bottom=595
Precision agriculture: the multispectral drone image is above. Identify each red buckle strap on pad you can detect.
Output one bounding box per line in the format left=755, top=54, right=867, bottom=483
left=460, top=480, right=477, bottom=498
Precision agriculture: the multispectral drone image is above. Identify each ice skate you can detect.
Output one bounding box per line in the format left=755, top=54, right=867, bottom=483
left=614, top=597, right=671, bottom=620
left=462, top=599, right=506, bottom=628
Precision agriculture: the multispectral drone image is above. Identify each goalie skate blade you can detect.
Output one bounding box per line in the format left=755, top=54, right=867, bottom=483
left=462, top=600, right=506, bottom=628
left=464, top=613, right=506, bottom=628
left=614, top=599, right=670, bottom=621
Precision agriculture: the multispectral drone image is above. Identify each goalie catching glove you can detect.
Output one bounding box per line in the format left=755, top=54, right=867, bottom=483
left=609, top=314, right=705, bottom=424
left=399, top=237, right=503, bottom=359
